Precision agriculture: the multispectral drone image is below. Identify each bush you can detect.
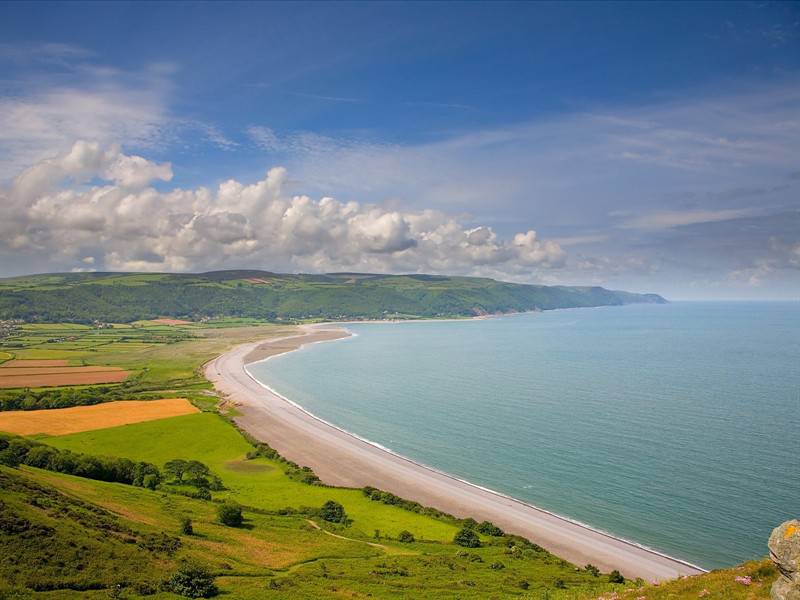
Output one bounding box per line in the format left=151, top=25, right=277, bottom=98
left=165, top=562, right=217, bottom=598
left=318, top=500, right=347, bottom=524
left=138, top=532, right=182, bottom=555
left=554, top=578, right=567, bottom=589
left=192, top=488, right=212, bottom=501
left=476, top=520, right=504, bottom=536
left=453, top=526, right=481, bottom=548
left=0, top=448, right=20, bottom=467
left=180, top=517, right=193, bottom=536
left=585, top=563, right=600, bottom=577
left=0, top=435, right=162, bottom=487
left=489, top=561, right=505, bottom=570
left=608, top=569, right=625, bottom=584
left=360, top=485, right=451, bottom=520
left=397, top=530, right=415, bottom=543
left=217, top=503, right=243, bottom=527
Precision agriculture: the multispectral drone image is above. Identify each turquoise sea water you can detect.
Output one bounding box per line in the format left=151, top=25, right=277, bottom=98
left=248, top=302, right=800, bottom=569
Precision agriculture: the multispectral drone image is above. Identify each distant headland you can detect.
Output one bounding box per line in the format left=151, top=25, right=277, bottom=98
left=0, top=270, right=666, bottom=323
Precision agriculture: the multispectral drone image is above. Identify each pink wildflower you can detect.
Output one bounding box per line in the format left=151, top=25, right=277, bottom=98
left=734, top=576, right=752, bottom=585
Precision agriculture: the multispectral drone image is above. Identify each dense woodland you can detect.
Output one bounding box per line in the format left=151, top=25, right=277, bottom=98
left=0, top=270, right=666, bottom=323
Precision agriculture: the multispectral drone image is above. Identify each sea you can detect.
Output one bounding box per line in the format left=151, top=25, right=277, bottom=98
left=247, top=301, right=800, bottom=569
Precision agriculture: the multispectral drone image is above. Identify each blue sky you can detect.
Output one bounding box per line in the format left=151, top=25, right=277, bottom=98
left=0, top=1, right=799, bottom=298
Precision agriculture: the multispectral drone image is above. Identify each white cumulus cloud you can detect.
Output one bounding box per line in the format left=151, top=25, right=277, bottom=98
left=0, top=142, right=565, bottom=278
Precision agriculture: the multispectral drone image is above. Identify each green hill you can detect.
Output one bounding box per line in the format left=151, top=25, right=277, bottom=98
left=0, top=270, right=666, bottom=323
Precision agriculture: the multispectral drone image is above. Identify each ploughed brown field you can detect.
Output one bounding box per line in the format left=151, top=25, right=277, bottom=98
left=0, top=398, right=199, bottom=435
left=0, top=360, right=130, bottom=388
left=1, top=359, right=69, bottom=367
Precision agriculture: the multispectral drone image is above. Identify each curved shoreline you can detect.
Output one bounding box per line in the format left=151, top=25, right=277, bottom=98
left=205, top=324, right=707, bottom=582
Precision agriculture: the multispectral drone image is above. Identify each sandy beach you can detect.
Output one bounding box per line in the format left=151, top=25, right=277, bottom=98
left=204, top=325, right=706, bottom=582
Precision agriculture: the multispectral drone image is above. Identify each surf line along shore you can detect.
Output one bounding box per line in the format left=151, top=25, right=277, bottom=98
left=204, top=324, right=706, bottom=582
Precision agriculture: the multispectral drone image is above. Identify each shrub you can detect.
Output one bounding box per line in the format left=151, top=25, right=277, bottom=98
left=165, top=562, right=218, bottom=598
left=476, top=520, right=504, bottom=536
left=554, top=578, right=567, bottom=589
left=397, top=530, right=415, bottom=543
left=608, top=569, right=625, bottom=584
left=585, top=563, right=600, bottom=577
left=138, top=532, right=182, bottom=555
left=180, top=517, right=194, bottom=536
left=192, top=488, right=211, bottom=501
left=318, top=500, right=347, bottom=524
left=0, top=435, right=162, bottom=487
left=489, top=561, right=505, bottom=570
left=217, top=503, right=243, bottom=527
left=518, top=580, right=530, bottom=590
left=453, top=526, right=481, bottom=548
left=0, top=448, right=20, bottom=467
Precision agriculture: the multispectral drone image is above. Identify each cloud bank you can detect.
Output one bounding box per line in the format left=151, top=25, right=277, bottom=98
left=0, top=141, right=565, bottom=277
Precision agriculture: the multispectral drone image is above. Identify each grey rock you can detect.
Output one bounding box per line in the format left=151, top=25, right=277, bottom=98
left=770, top=520, right=800, bottom=600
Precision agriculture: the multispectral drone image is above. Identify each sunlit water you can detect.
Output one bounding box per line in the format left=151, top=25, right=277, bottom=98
left=248, top=302, right=800, bottom=569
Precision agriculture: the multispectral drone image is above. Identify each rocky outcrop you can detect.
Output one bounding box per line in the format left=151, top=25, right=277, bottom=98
left=770, top=520, right=800, bottom=600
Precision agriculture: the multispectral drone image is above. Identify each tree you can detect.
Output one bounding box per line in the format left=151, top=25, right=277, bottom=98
left=319, top=500, right=347, bottom=524
left=180, top=517, right=194, bottom=536
left=217, top=503, right=243, bottom=527
left=608, top=570, right=625, bottom=584
left=453, top=526, right=481, bottom=548
left=165, top=562, right=217, bottom=598
left=397, top=530, right=415, bottom=543
left=164, top=459, right=189, bottom=482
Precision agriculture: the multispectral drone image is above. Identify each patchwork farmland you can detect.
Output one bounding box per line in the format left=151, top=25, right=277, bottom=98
left=0, top=362, right=129, bottom=388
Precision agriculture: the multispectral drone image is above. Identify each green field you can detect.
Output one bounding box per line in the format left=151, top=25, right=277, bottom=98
left=47, top=412, right=460, bottom=542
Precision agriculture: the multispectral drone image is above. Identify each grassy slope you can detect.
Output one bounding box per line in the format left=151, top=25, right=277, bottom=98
left=1, top=445, right=609, bottom=599
left=46, top=412, right=458, bottom=542
left=0, top=270, right=666, bottom=323
left=2, top=429, right=778, bottom=599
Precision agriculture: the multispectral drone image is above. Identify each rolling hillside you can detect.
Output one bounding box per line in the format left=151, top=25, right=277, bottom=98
left=0, top=271, right=666, bottom=323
